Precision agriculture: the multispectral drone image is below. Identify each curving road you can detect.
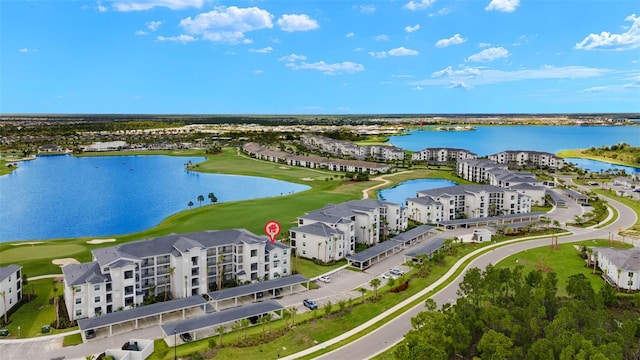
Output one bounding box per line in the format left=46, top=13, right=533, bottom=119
left=314, top=195, right=637, bottom=360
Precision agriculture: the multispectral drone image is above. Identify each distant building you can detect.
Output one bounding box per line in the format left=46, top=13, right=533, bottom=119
left=62, top=229, right=289, bottom=321
left=411, top=148, right=477, bottom=164
left=0, top=265, right=22, bottom=321
left=489, top=150, right=565, bottom=169
left=594, top=247, right=640, bottom=291
left=406, top=185, right=531, bottom=223
left=84, top=141, right=128, bottom=152
left=457, top=159, right=508, bottom=183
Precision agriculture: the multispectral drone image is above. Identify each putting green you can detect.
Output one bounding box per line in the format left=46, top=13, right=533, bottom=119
left=1, top=244, right=87, bottom=262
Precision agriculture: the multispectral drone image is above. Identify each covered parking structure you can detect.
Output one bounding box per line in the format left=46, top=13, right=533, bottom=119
left=564, top=188, right=590, bottom=205
left=391, top=225, right=437, bottom=247
left=78, top=295, right=209, bottom=342
left=160, top=300, right=284, bottom=345
left=403, top=237, right=446, bottom=263
left=207, top=274, right=309, bottom=311
left=346, top=240, right=405, bottom=270
left=438, top=212, right=545, bottom=230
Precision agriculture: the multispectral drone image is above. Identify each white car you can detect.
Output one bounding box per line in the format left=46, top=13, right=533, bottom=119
left=318, top=275, right=331, bottom=283
left=381, top=273, right=398, bottom=280
left=389, top=267, right=405, bottom=276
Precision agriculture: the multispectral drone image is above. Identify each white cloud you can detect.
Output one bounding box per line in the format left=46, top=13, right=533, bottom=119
left=575, top=14, right=640, bottom=51
left=580, top=86, right=607, bottom=93
left=278, top=53, right=307, bottom=62
left=405, top=24, right=420, bottom=33
left=135, top=30, right=148, bottom=36
left=392, top=74, right=414, bottom=78
left=414, top=65, right=610, bottom=87
left=375, top=34, right=389, bottom=41
left=147, top=21, right=163, bottom=31
left=466, top=46, right=509, bottom=62
left=435, top=34, right=466, bottom=48
left=113, top=0, right=203, bottom=11
left=369, top=47, right=419, bottom=58
left=413, top=86, right=424, bottom=91
left=355, top=4, right=376, bottom=14
left=346, top=32, right=355, bottom=38
left=429, top=8, right=451, bottom=17
left=449, top=81, right=472, bottom=90
left=485, top=0, right=520, bottom=12
left=249, top=46, right=273, bottom=53
left=97, top=3, right=108, bottom=12
left=277, top=14, right=319, bottom=32
left=156, top=34, right=196, bottom=43
left=288, top=61, right=365, bottom=75
left=353, top=47, right=364, bottom=52
left=180, top=6, right=273, bottom=44
left=478, top=42, right=492, bottom=48
left=404, top=0, right=436, bottom=11
left=19, top=48, right=29, bottom=52
left=253, top=69, right=263, bottom=75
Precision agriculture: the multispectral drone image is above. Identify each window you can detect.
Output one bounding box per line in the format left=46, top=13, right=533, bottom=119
left=251, top=249, right=258, bottom=257
left=94, top=285, right=100, bottom=291
left=125, top=286, right=134, bottom=295
left=75, top=298, right=82, bottom=305
left=94, top=296, right=100, bottom=303
left=76, top=310, right=82, bottom=317
left=124, top=270, right=133, bottom=279
left=302, top=250, right=306, bottom=255
left=106, top=283, right=112, bottom=292
left=302, top=242, right=306, bottom=247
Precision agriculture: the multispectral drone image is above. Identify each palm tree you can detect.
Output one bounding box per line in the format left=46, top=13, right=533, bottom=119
left=197, top=195, right=205, bottom=207
left=628, top=273, right=634, bottom=293
left=215, top=325, right=225, bottom=347
left=0, top=291, right=7, bottom=324
left=369, top=278, right=381, bottom=299
left=290, top=307, right=297, bottom=326
left=264, top=312, right=273, bottom=333
left=593, top=252, right=598, bottom=274
left=187, top=201, right=194, bottom=209
left=240, top=318, right=250, bottom=339
left=52, top=281, right=60, bottom=328
left=232, top=321, right=242, bottom=344
left=217, top=254, right=224, bottom=291
left=617, top=269, right=622, bottom=291
left=70, top=287, right=77, bottom=323
left=166, top=267, right=175, bottom=301
left=358, top=287, right=367, bottom=303
left=208, top=192, right=218, bottom=204
left=260, top=315, right=268, bottom=337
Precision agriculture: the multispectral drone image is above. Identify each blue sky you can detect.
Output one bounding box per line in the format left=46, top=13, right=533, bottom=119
left=2, top=0, right=639, bottom=114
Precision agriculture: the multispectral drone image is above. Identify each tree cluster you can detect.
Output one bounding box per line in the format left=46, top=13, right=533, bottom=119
left=396, top=265, right=640, bottom=360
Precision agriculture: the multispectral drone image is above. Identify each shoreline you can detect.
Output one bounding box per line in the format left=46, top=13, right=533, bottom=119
left=557, top=149, right=640, bottom=169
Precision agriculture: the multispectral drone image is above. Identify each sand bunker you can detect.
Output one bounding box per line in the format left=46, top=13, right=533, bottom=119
left=301, top=177, right=314, bottom=181
left=11, top=241, right=44, bottom=246
left=279, top=166, right=289, bottom=169
left=53, top=258, right=80, bottom=267
left=86, top=238, right=117, bottom=244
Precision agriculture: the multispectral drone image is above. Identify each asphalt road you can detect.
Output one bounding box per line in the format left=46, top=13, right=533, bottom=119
left=315, top=195, right=637, bottom=360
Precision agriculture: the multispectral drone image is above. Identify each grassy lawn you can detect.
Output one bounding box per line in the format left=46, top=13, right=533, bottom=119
left=2, top=278, right=76, bottom=338
left=593, top=188, right=640, bottom=235
left=556, top=149, right=639, bottom=168
left=0, top=159, right=18, bottom=176
left=495, top=239, right=632, bottom=296
left=295, top=259, right=347, bottom=278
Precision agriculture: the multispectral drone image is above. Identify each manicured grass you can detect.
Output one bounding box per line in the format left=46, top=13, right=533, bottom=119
left=593, top=188, right=640, bottom=235
left=557, top=149, right=639, bottom=168
left=2, top=278, right=76, bottom=338
left=2, top=244, right=87, bottom=262
left=63, top=333, right=83, bottom=346
left=495, top=239, right=632, bottom=296
left=0, top=159, right=18, bottom=176
left=295, top=259, right=347, bottom=279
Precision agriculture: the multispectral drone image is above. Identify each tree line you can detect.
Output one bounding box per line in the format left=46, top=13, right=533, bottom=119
left=396, top=264, right=640, bottom=360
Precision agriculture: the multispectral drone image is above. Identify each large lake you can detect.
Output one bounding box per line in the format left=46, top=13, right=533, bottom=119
left=0, top=155, right=310, bottom=242
left=389, top=125, right=640, bottom=174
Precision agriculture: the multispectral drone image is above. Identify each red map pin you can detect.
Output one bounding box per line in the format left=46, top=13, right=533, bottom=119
left=264, top=220, right=281, bottom=244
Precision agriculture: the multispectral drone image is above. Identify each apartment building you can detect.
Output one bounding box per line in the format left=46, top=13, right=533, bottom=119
left=407, top=185, right=531, bottom=223
left=489, top=150, right=566, bottom=169
left=291, top=199, right=407, bottom=261
left=0, top=265, right=22, bottom=321
left=457, top=159, right=509, bottom=183
left=411, top=148, right=477, bottom=164
left=62, top=229, right=290, bottom=320
left=300, top=134, right=404, bottom=162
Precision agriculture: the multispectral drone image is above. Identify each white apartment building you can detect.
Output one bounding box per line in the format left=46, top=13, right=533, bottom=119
left=595, top=247, right=640, bottom=291
left=411, top=148, right=477, bottom=163
left=457, top=159, right=509, bottom=183
left=0, top=265, right=22, bottom=321
left=407, top=185, right=532, bottom=223
left=292, top=199, right=408, bottom=261
left=489, top=150, right=566, bottom=169
left=300, top=134, right=404, bottom=162
left=62, top=229, right=290, bottom=321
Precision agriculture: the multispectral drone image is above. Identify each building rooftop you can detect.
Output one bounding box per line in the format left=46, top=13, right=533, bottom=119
left=0, top=264, right=21, bottom=282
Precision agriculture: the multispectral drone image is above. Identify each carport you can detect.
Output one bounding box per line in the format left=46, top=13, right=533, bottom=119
left=391, top=225, right=437, bottom=248
left=160, top=300, right=284, bottom=344
left=438, top=217, right=496, bottom=230
left=207, top=274, right=309, bottom=311
left=403, top=237, right=446, bottom=263
left=346, top=240, right=404, bottom=270
left=494, top=212, right=544, bottom=225
left=78, top=295, right=209, bottom=342
left=564, top=189, right=589, bottom=205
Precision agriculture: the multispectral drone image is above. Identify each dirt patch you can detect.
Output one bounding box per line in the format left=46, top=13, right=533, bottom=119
left=52, top=258, right=80, bottom=267
left=86, top=238, right=117, bottom=245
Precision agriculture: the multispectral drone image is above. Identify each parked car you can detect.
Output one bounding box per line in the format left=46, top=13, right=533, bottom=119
left=381, top=273, right=398, bottom=280
left=256, top=291, right=264, bottom=299
left=85, top=329, right=96, bottom=339
left=180, top=332, right=193, bottom=342
left=318, top=275, right=331, bottom=283
left=303, top=299, right=318, bottom=310
left=248, top=315, right=259, bottom=324
left=270, top=288, right=281, bottom=296
left=389, top=267, right=405, bottom=276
